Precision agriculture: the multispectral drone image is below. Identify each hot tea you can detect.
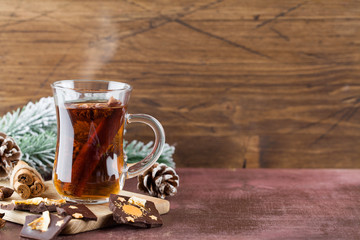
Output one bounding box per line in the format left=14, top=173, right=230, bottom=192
left=53, top=98, right=126, bottom=201
left=52, top=80, right=165, bottom=204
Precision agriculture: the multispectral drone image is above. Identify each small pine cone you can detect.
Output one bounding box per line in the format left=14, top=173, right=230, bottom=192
left=138, top=163, right=179, bottom=199
left=0, top=132, right=21, bottom=180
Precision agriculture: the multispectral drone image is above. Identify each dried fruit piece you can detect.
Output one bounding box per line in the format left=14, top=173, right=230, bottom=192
left=14, top=197, right=66, bottom=206
left=28, top=211, right=51, bottom=232
left=123, top=204, right=142, bottom=217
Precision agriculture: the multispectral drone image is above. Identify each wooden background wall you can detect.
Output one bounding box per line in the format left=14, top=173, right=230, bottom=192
left=0, top=0, right=359, bottom=168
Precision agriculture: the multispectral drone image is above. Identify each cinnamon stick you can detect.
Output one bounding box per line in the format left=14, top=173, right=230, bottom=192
left=63, top=98, right=124, bottom=197
left=15, top=168, right=34, bottom=185
left=14, top=182, right=31, bottom=199
left=10, top=161, right=46, bottom=198
left=30, top=177, right=46, bottom=197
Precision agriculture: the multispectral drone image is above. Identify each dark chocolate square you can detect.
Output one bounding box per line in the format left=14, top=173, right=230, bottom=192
left=56, top=204, right=97, bottom=221
left=109, top=194, right=163, bottom=228
left=20, top=213, right=71, bottom=240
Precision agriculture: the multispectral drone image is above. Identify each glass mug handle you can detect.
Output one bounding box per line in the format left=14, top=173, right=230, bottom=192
left=125, top=113, right=165, bottom=179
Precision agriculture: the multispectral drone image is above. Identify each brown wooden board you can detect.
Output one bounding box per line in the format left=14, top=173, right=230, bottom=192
left=0, top=0, right=360, bottom=169
left=0, top=180, right=169, bottom=234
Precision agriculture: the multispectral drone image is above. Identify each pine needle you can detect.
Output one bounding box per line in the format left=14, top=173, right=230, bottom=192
left=125, top=140, right=176, bottom=168
left=19, top=131, right=57, bottom=178
left=0, top=97, right=57, bottom=138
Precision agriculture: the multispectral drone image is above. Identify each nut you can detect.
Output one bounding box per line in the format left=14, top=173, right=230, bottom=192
left=55, top=220, right=64, bottom=227
left=72, top=213, right=83, bottom=219
left=128, top=196, right=146, bottom=208
left=126, top=216, right=135, bottom=222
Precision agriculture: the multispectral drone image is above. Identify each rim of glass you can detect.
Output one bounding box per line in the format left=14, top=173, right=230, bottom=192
left=51, top=80, right=132, bottom=92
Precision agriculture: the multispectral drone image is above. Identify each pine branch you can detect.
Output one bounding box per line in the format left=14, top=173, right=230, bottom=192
left=0, top=97, right=57, bottom=178
left=19, top=131, right=57, bottom=178
left=0, top=97, right=57, bottom=138
left=125, top=140, right=176, bottom=168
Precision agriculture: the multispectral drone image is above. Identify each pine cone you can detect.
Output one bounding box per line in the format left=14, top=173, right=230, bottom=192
left=137, top=163, right=179, bottom=199
left=0, top=132, right=21, bottom=180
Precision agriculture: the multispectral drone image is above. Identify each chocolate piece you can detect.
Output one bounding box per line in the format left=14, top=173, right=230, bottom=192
left=0, top=186, right=14, bottom=200
left=30, top=202, right=59, bottom=213
left=109, top=194, right=162, bottom=228
left=20, top=213, right=71, bottom=240
left=56, top=204, right=97, bottom=221
left=0, top=198, right=67, bottom=213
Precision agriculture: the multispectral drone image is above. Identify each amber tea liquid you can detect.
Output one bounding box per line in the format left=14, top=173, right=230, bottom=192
left=53, top=100, right=126, bottom=202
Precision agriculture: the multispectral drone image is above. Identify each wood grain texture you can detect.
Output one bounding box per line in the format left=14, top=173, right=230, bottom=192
left=2, top=168, right=360, bottom=239
left=0, top=0, right=359, bottom=168
left=0, top=180, right=169, bottom=234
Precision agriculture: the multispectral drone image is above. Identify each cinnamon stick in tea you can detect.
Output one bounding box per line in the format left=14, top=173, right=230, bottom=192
left=63, top=97, right=125, bottom=197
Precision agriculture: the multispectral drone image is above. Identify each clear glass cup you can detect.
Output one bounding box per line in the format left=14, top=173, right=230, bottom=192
left=51, top=80, right=165, bottom=204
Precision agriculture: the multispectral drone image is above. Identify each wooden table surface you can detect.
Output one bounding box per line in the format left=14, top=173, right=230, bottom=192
left=1, top=168, right=360, bottom=239
left=1, top=0, right=360, bottom=169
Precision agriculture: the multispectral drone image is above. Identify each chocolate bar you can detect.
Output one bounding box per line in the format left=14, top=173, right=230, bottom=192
left=109, top=194, right=162, bottom=228
left=57, top=204, right=97, bottom=221
left=20, top=211, right=71, bottom=240
left=0, top=197, right=67, bottom=213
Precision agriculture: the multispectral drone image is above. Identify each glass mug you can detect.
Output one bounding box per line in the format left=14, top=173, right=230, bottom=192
left=51, top=80, right=165, bottom=204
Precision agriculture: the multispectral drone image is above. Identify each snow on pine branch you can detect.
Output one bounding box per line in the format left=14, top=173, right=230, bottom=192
left=0, top=97, right=57, bottom=139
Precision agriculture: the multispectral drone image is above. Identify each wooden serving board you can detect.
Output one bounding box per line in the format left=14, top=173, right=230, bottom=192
left=0, top=180, right=169, bottom=234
